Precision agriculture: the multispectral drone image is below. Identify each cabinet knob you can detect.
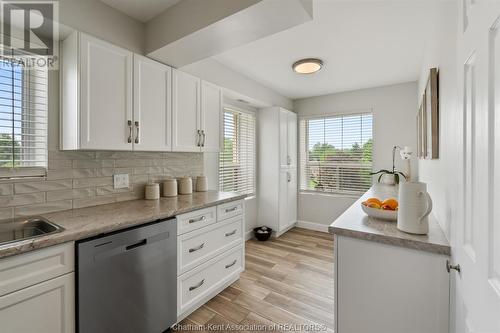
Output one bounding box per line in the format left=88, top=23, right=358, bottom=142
left=134, top=121, right=139, bottom=144
left=127, top=120, right=132, bottom=143
left=446, top=260, right=461, bottom=274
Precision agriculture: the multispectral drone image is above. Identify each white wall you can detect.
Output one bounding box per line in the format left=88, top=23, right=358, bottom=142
left=294, top=82, right=418, bottom=226
left=417, top=1, right=458, bottom=240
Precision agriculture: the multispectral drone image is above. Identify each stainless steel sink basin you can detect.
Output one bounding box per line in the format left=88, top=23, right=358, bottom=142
left=0, top=217, right=64, bottom=246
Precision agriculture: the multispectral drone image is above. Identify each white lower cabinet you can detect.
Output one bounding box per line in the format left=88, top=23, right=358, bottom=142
left=176, top=199, right=245, bottom=320
left=0, top=243, right=75, bottom=333
left=335, top=235, right=449, bottom=333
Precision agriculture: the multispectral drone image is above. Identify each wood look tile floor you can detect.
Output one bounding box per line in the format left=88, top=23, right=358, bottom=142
left=176, top=228, right=335, bottom=333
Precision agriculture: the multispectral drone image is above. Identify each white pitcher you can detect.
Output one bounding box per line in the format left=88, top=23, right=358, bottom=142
left=397, top=182, right=433, bottom=235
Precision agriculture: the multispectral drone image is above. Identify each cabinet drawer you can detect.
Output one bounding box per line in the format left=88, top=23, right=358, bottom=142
left=178, top=215, right=243, bottom=275
left=177, top=206, right=216, bottom=235
left=217, top=200, right=244, bottom=221
left=0, top=242, right=75, bottom=297
left=177, top=245, right=243, bottom=315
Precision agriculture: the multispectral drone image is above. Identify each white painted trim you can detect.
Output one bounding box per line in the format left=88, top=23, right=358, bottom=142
left=245, top=230, right=253, bottom=240
left=296, top=220, right=330, bottom=233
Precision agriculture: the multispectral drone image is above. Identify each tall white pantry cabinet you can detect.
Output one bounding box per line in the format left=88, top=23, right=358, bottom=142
left=258, top=107, right=298, bottom=237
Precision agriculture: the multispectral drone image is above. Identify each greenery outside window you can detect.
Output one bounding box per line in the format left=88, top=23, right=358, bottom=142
left=299, top=113, right=373, bottom=196
left=219, top=107, right=256, bottom=195
left=0, top=53, right=48, bottom=179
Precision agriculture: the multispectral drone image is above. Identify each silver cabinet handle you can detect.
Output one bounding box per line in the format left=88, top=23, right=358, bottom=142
left=446, top=260, right=461, bottom=274
left=225, top=206, right=238, bottom=213
left=225, top=260, right=237, bottom=269
left=201, top=130, right=206, bottom=147
left=189, top=243, right=205, bottom=253
left=287, top=155, right=291, bottom=165
left=225, top=229, right=237, bottom=237
left=189, top=215, right=206, bottom=224
left=287, top=172, right=291, bottom=183
left=189, top=279, right=205, bottom=291
left=127, top=120, right=132, bottom=143
left=134, top=121, right=139, bottom=144
left=196, top=130, right=201, bottom=147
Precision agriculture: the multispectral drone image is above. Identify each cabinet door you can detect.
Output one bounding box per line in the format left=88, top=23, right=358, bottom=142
left=287, top=112, right=297, bottom=168
left=133, top=55, right=172, bottom=151
left=0, top=273, right=75, bottom=333
left=80, top=33, right=133, bottom=150
left=279, top=109, right=289, bottom=168
left=287, top=168, right=297, bottom=226
left=278, top=169, right=289, bottom=232
left=200, top=81, right=222, bottom=153
left=172, top=69, right=201, bottom=152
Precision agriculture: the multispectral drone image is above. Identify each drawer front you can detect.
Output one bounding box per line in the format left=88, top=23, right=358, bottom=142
left=217, top=200, right=244, bottom=221
left=177, top=206, right=217, bottom=235
left=178, top=215, right=243, bottom=275
left=0, top=242, right=75, bottom=297
left=178, top=245, right=243, bottom=315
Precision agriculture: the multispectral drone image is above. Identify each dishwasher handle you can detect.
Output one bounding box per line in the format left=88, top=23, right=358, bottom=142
left=125, top=239, right=147, bottom=251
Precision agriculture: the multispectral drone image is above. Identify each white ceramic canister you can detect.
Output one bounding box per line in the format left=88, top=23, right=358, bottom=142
left=178, top=176, right=193, bottom=195
left=196, top=175, right=208, bottom=192
left=145, top=182, right=160, bottom=200
left=397, top=181, right=433, bottom=234
left=162, top=178, right=177, bottom=197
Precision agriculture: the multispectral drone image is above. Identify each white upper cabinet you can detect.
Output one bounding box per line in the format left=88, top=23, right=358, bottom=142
left=172, top=69, right=201, bottom=152
left=133, top=54, right=172, bottom=151
left=62, top=32, right=133, bottom=150
left=200, top=81, right=222, bottom=153
left=279, top=109, right=297, bottom=168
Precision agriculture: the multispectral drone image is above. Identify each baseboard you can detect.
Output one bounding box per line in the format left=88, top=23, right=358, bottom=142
left=245, top=230, right=253, bottom=241
left=296, top=220, right=330, bottom=233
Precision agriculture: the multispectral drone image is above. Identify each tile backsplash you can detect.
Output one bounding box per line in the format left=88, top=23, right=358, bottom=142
left=0, top=150, right=203, bottom=220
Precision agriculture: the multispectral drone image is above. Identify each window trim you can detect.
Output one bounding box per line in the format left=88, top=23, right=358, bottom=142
left=299, top=111, right=373, bottom=196
left=219, top=104, right=257, bottom=196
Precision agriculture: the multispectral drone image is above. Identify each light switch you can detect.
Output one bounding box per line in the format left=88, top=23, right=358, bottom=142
left=113, top=173, right=129, bottom=189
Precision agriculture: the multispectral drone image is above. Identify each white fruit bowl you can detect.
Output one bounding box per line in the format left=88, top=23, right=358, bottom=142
left=361, top=203, right=397, bottom=222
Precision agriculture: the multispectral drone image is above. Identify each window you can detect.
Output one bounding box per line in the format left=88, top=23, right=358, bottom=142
left=0, top=54, right=48, bottom=178
left=299, top=113, right=373, bottom=196
left=219, top=107, right=256, bottom=195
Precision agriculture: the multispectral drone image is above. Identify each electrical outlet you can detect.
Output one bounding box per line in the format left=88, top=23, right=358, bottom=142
left=113, top=173, right=129, bottom=189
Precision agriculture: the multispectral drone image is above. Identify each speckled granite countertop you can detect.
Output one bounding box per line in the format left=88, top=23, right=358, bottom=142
left=0, top=191, right=246, bottom=259
left=329, top=185, right=451, bottom=255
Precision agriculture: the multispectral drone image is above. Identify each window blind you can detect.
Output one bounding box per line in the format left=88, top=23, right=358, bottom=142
left=219, top=107, right=256, bottom=195
left=0, top=49, right=48, bottom=178
left=299, top=113, right=373, bottom=196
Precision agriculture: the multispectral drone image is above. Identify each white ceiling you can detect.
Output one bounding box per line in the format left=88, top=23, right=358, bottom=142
left=214, top=1, right=433, bottom=99
left=100, top=0, right=181, bottom=22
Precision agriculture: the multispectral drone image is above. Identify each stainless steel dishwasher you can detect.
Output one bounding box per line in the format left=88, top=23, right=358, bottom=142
left=77, top=218, right=177, bottom=333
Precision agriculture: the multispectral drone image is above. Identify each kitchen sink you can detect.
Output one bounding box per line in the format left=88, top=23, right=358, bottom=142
left=0, top=217, right=64, bottom=246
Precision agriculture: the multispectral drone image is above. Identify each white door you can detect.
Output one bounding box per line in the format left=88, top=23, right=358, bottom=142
left=279, top=109, right=289, bottom=168
left=287, top=168, right=297, bottom=227
left=454, top=2, right=500, bottom=332
left=200, top=81, right=222, bottom=153
left=172, top=69, right=201, bottom=152
left=80, top=33, right=132, bottom=150
left=287, top=112, right=298, bottom=169
left=0, top=273, right=75, bottom=333
left=133, top=55, right=172, bottom=151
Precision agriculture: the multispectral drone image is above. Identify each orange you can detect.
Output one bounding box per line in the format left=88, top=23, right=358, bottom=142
left=365, top=197, right=382, bottom=206
left=381, top=198, right=398, bottom=210
left=367, top=202, right=381, bottom=209
left=381, top=204, right=394, bottom=211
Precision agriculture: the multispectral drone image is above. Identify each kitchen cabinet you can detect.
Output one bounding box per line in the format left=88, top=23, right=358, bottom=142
left=0, top=243, right=75, bottom=333
left=258, top=107, right=298, bottom=237
left=133, top=54, right=172, bottom=151
left=61, top=31, right=133, bottom=150
left=172, top=70, right=222, bottom=152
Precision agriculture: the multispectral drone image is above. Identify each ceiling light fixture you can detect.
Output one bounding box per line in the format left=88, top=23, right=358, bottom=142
left=292, top=58, right=323, bottom=74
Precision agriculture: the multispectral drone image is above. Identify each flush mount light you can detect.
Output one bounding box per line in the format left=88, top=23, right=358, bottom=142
left=292, top=58, right=323, bottom=74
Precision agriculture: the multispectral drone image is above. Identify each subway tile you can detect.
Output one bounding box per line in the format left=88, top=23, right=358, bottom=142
left=46, top=188, right=95, bottom=202
left=96, top=168, right=115, bottom=177
left=73, top=177, right=113, bottom=188
left=72, top=168, right=96, bottom=179
left=48, top=159, right=72, bottom=169
left=0, top=207, right=13, bottom=220
left=0, top=183, right=13, bottom=196
left=115, top=159, right=148, bottom=168
left=46, top=169, right=74, bottom=180
left=14, top=200, right=73, bottom=217
left=0, top=193, right=45, bottom=207
left=73, top=195, right=115, bottom=209
left=96, top=186, right=131, bottom=196
left=49, top=150, right=95, bottom=160
left=72, top=159, right=114, bottom=169
left=15, top=180, right=72, bottom=194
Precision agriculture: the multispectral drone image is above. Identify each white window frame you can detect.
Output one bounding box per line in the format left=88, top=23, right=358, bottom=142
left=299, top=111, right=373, bottom=197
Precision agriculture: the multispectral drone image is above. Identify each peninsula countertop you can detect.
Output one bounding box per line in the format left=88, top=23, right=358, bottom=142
left=329, top=185, right=451, bottom=255
left=0, top=191, right=246, bottom=259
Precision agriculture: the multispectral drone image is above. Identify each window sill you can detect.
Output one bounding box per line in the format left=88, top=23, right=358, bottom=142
left=299, top=191, right=362, bottom=199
